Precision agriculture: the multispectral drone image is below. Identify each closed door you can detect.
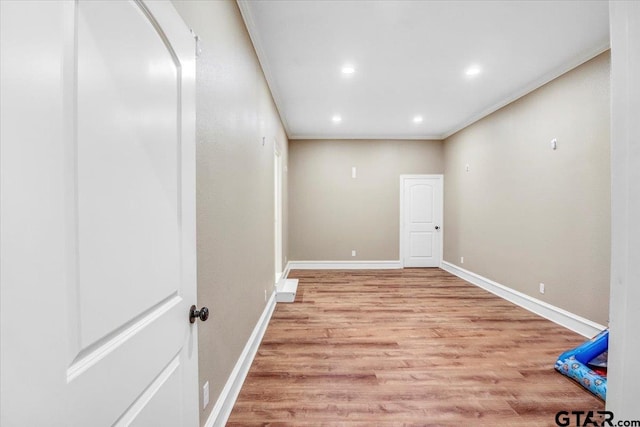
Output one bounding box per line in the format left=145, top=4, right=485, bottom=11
left=401, top=176, right=443, bottom=267
left=1, top=1, right=199, bottom=426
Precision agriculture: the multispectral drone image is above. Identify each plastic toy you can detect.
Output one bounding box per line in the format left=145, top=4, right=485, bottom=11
left=555, top=329, right=608, bottom=400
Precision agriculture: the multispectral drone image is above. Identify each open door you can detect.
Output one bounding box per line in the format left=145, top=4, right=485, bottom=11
left=1, top=1, right=199, bottom=425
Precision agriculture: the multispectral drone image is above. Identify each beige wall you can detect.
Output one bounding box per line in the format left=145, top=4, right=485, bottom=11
left=289, top=139, right=443, bottom=260
left=171, top=1, right=288, bottom=425
left=443, top=52, right=611, bottom=325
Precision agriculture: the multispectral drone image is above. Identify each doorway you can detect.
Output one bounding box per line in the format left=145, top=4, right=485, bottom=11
left=400, top=175, right=443, bottom=267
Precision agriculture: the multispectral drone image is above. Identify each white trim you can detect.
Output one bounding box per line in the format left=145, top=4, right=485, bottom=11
left=440, top=261, right=606, bottom=338
left=276, top=279, right=298, bottom=303
left=204, top=291, right=277, bottom=427
left=399, top=174, right=444, bottom=268
left=289, top=133, right=445, bottom=140
left=282, top=261, right=292, bottom=280
left=287, top=260, right=402, bottom=270
left=274, top=147, right=283, bottom=283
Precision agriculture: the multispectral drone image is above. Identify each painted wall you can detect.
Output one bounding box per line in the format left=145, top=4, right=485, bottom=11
left=288, top=139, right=443, bottom=261
left=171, top=1, right=288, bottom=425
left=443, top=52, right=610, bottom=325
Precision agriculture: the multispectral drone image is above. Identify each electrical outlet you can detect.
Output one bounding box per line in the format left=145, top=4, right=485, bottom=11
left=352, top=167, right=357, bottom=178
left=352, top=250, right=356, bottom=257
left=539, top=283, right=545, bottom=294
left=264, top=289, right=267, bottom=301
left=465, top=164, right=470, bottom=172
left=460, top=256, right=464, bottom=264
left=203, top=381, right=209, bottom=409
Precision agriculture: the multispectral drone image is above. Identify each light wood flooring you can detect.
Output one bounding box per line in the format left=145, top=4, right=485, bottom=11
left=227, top=269, right=604, bottom=426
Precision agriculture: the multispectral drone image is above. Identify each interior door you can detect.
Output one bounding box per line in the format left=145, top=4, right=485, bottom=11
left=1, top=1, right=198, bottom=426
left=401, top=176, right=443, bottom=267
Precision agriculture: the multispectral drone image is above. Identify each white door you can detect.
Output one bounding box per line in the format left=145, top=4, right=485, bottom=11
left=0, top=1, right=199, bottom=426
left=400, top=175, right=443, bottom=267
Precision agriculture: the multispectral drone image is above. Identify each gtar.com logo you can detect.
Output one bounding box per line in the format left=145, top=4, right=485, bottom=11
left=555, top=411, right=640, bottom=427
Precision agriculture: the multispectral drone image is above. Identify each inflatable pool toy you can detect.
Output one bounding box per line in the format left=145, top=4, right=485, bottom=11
left=555, top=329, right=608, bottom=400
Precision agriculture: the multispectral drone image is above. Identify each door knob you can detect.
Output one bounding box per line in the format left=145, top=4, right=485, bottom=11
left=189, top=305, right=209, bottom=323
left=435, top=226, right=440, bottom=230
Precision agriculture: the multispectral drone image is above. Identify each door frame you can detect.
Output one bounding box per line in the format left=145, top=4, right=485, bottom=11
left=274, top=144, right=283, bottom=283
left=399, top=174, right=444, bottom=268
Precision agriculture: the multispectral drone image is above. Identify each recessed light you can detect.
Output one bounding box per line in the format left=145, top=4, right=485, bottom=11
left=413, top=116, right=423, bottom=123
left=341, top=65, right=355, bottom=75
left=332, top=115, right=342, bottom=123
left=465, top=65, right=481, bottom=77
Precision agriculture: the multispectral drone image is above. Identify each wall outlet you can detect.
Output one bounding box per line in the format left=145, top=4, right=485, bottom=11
left=351, top=250, right=356, bottom=257
left=203, top=381, right=209, bottom=409
left=465, top=164, right=470, bottom=172
left=264, top=289, right=267, bottom=301
left=352, top=166, right=357, bottom=178
left=460, top=256, right=464, bottom=264
left=539, top=283, right=545, bottom=294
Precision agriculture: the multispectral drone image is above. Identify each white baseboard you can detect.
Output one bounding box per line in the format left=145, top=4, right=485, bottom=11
left=282, top=261, right=292, bottom=280
left=287, top=260, right=402, bottom=270
left=440, top=261, right=606, bottom=338
left=204, top=291, right=277, bottom=427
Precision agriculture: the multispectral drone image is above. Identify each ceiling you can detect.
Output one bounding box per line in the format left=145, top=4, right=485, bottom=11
left=238, top=0, right=609, bottom=140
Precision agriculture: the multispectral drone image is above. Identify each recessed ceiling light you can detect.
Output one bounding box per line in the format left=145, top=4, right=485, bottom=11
left=332, top=115, right=342, bottom=123
left=341, top=66, right=355, bottom=75
left=465, top=65, right=482, bottom=77
left=413, top=116, right=424, bottom=123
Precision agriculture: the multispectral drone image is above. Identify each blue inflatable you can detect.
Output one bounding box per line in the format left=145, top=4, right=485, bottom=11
left=555, top=329, right=608, bottom=400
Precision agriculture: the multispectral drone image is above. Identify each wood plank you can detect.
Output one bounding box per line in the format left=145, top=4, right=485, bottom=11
left=227, top=268, right=604, bottom=426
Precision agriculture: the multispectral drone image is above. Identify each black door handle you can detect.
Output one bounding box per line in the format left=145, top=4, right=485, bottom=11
left=189, top=305, right=209, bottom=323
left=435, top=226, right=440, bottom=230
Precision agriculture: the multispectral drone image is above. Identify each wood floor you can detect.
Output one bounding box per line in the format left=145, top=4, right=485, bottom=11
left=227, top=269, right=604, bottom=426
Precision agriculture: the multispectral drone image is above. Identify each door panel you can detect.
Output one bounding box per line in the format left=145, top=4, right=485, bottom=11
left=76, top=0, right=181, bottom=351
left=410, top=185, right=433, bottom=223
left=401, top=176, right=443, bottom=267
left=121, top=356, right=182, bottom=427
left=410, top=231, right=433, bottom=257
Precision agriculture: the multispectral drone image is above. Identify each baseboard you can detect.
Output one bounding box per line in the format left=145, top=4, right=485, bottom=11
left=282, top=261, right=292, bottom=280
left=204, top=291, right=277, bottom=427
left=440, top=261, right=606, bottom=338
left=287, top=260, right=402, bottom=270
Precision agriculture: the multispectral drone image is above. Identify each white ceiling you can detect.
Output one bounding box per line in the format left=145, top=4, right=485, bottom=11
left=238, top=0, right=609, bottom=140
